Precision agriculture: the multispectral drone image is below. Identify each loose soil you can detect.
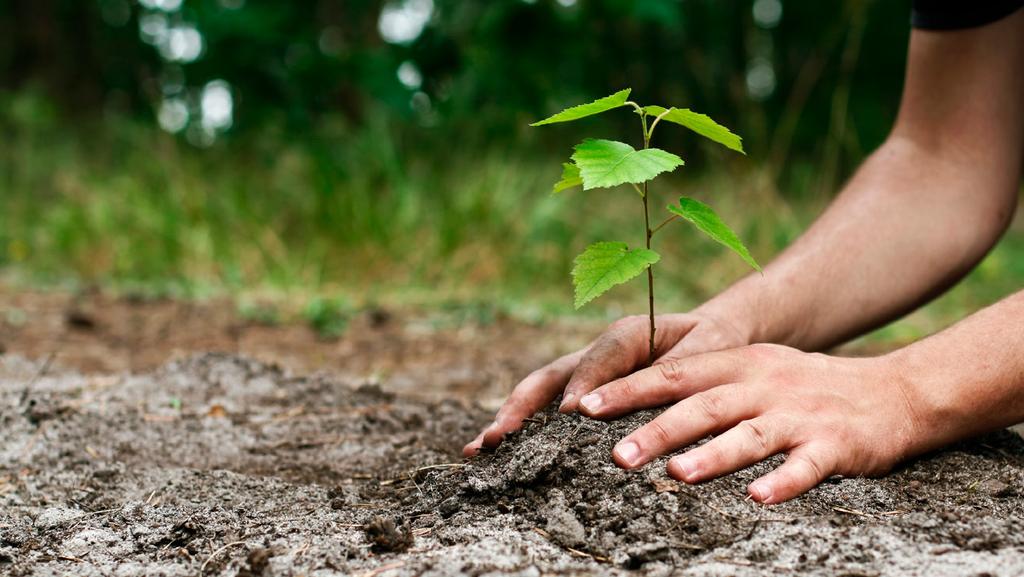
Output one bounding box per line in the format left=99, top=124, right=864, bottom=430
left=3, top=353, right=1024, bottom=576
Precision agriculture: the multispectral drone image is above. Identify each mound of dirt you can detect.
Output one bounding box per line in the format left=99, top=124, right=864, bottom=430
left=3, top=354, right=1024, bottom=576
left=419, top=405, right=1024, bottom=575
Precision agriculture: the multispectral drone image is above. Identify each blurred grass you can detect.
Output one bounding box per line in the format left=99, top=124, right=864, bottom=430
left=2, top=90, right=1023, bottom=348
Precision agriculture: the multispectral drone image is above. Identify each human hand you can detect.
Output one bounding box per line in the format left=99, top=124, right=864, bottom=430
left=462, top=311, right=751, bottom=456
left=577, top=344, right=924, bottom=503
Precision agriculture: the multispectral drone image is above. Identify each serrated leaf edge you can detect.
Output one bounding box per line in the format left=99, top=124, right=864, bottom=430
left=667, top=197, right=761, bottom=272
left=570, top=139, right=684, bottom=190
left=644, top=105, right=745, bottom=155
left=571, top=241, right=661, bottom=309
left=530, top=89, right=632, bottom=127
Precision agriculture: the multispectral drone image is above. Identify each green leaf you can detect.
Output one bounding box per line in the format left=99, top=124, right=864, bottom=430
left=668, top=197, right=760, bottom=272
left=571, top=139, right=683, bottom=190
left=644, top=106, right=744, bottom=154
left=571, top=241, right=660, bottom=309
left=531, top=89, right=632, bottom=126
left=553, top=162, right=582, bottom=193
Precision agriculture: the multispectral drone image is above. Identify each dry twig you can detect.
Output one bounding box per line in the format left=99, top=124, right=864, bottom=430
left=200, top=541, right=247, bottom=573
left=356, top=561, right=405, bottom=577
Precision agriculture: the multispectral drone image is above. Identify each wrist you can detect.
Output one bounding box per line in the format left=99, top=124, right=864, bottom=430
left=694, top=275, right=780, bottom=346
left=689, top=301, right=751, bottom=348
left=869, top=351, right=935, bottom=460
left=882, top=346, right=976, bottom=456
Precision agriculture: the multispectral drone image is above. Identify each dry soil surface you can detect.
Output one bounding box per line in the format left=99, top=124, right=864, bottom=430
left=0, top=286, right=594, bottom=404
left=3, top=353, right=1024, bottom=576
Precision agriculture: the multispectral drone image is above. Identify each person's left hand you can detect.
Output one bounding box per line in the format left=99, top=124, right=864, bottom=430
left=576, top=343, right=926, bottom=504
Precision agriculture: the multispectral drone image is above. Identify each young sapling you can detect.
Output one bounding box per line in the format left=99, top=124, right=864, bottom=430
left=532, top=89, right=761, bottom=365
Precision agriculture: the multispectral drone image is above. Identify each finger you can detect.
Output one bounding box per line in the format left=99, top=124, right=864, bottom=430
left=747, top=444, right=836, bottom=504
left=667, top=416, right=791, bottom=484
left=561, top=316, right=697, bottom=412
left=462, top=347, right=588, bottom=456
left=611, top=382, right=760, bottom=469
left=461, top=430, right=488, bottom=457
left=578, top=348, right=749, bottom=419
left=655, top=317, right=746, bottom=363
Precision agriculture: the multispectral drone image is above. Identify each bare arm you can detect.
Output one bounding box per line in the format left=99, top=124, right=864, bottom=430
left=705, top=12, right=1024, bottom=350
left=465, top=11, right=1024, bottom=456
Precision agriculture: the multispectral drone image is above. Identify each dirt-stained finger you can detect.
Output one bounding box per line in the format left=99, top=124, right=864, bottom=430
left=560, top=315, right=697, bottom=413
left=462, top=347, right=589, bottom=456
left=461, top=433, right=487, bottom=457
left=577, top=348, right=749, bottom=419
left=609, top=381, right=761, bottom=469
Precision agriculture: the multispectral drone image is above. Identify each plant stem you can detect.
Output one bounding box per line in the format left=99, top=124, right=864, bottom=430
left=650, top=214, right=679, bottom=236
left=646, top=108, right=673, bottom=142
left=643, top=181, right=655, bottom=366
left=641, top=116, right=656, bottom=366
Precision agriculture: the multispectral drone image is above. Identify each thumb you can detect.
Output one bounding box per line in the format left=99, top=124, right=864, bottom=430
left=655, top=316, right=750, bottom=365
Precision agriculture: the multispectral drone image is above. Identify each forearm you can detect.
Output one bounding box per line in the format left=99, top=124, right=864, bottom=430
left=890, top=290, right=1024, bottom=452
left=699, top=13, right=1024, bottom=351
left=698, top=135, right=1017, bottom=350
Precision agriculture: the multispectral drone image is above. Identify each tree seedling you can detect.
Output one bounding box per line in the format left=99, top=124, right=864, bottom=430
left=532, top=89, right=760, bottom=364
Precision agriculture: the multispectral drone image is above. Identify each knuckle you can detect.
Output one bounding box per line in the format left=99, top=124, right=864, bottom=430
left=806, top=351, right=830, bottom=363
left=644, top=419, right=674, bottom=449
left=656, top=359, right=684, bottom=384
left=595, top=332, right=626, bottom=355
left=693, top=391, right=726, bottom=423
left=803, top=352, right=832, bottom=372
left=610, top=315, right=645, bottom=332
left=567, top=359, right=602, bottom=389
left=552, top=350, right=582, bottom=371
left=798, top=451, right=830, bottom=482
left=615, top=376, right=640, bottom=401
left=744, top=343, right=789, bottom=359
left=607, top=318, right=626, bottom=331
left=738, top=419, right=771, bottom=453
left=743, top=343, right=773, bottom=357
left=529, top=366, right=560, bottom=383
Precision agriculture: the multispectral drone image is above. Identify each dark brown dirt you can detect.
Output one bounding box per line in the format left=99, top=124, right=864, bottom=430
left=3, top=353, right=1024, bottom=576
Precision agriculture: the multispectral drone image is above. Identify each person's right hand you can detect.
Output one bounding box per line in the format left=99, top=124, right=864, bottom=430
left=462, top=311, right=752, bottom=456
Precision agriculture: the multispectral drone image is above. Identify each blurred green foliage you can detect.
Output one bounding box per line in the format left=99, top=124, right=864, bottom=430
left=2, top=0, right=910, bottom=171
left=1, top=0, right=1022, bottom=346
left=304, top=296, right=352, bottom=339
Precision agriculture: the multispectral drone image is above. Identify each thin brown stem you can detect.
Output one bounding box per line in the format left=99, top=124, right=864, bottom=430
left=643, top=184, right=655, bottom=366
left=641, top=119, right=656, bottom=366
left=651, top=214, right=679, bottom=236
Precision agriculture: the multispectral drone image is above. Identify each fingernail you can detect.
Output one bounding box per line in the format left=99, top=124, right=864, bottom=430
left=749, top=481, right=773, bottom=503
left=559, top=392, right=575, bottom=411
left=672, top=457, right=701, bottom=483
left=614, top=441, right=641, bottom=468
left=578, top=393, right=603, bottom=414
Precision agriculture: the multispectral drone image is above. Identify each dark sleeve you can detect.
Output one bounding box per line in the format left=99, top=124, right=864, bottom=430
left=911, top=0, right=1024, bottom=29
